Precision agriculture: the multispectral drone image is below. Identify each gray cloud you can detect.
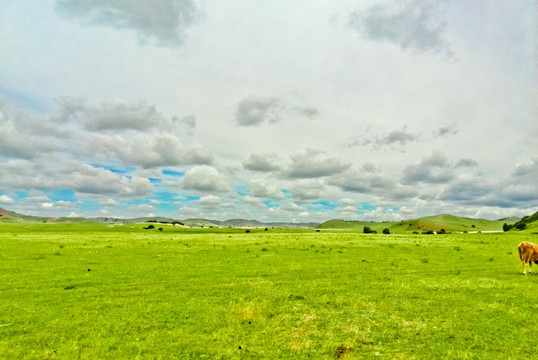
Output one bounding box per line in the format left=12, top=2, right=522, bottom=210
left=54, top=98, right=165, bottom=132
left=349, top=0, right=452, bottom=56
left=290, top=179, right=335, bottom=201
left=173, top=114, right=196, bottom=134
left=90, top=133, right=212, bottom=168
left=243, top=153, right=282, bottom=172
left=0, top=158, right=152, bottom=197
left=455, top=158, right=478, bottom=168
left=330, top=169, right=418, bottom=201
left=350, top=127, right=419, bottom=149
left=55, top=0, right=201, bottom=46
left=436, top=124, right=458, bottom=137
left=347, top=125, right=457, bottom=150
left=283, top=149, right=350, bottom=179
left=235, top=97, right=283, bottom=126
left=235, top=96, right=318, bottom=127
left=402, top=152, right=454, bottom=184
left=0, top=102, right=62, bottom=159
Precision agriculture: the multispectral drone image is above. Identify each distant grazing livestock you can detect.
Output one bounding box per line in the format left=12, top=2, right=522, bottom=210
left=517, top=242, right=538, bottom=275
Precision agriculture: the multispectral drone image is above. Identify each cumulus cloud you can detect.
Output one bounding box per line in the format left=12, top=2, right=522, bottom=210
left=290, top=179, right=336, bottom=201
left=182, top=165, right=230, bottom=192
left=248, top=179, right=284, bottom=199
left=0, top=103, right=62, bottom=159
left=349, top=0, right=452, bottom=56
left=0, top=195, right=15, bottom=205
left=0, top=158, right=153, bottom=197
left=243, top=153, right=282, bottom=172
left=55, top=0, right=201, bottom=46
left=283, top=149, right=350, bottom=179
left=196, top=195, right=222, bottom=207
left=90, top=133, right=212, bottom=168
left=235, top=96, right=318, bottom=127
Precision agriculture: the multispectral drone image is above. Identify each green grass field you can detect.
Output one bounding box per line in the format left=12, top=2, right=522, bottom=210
left=1, top=224, right=538, bottom=359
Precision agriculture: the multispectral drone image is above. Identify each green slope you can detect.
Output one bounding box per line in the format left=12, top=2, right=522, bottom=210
left=508, top=211, right=538, bottom=233
left=318, top=214, right=507, bottom=233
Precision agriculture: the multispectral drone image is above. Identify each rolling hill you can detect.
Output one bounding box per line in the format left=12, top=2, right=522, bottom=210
left=317, top=214, right=514, bottom=233
left=0, top=207, right=530, bottom=232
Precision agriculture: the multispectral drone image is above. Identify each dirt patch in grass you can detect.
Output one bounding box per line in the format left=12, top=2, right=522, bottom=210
left=335, top=345, right=354, bottom=358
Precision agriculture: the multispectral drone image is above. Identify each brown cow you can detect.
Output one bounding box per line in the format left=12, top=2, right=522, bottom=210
left=518, top=242, right=538, bottom=275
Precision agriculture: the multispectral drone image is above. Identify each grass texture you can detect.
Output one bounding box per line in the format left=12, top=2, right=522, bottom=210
left=1, top=224, right=537, bottom=359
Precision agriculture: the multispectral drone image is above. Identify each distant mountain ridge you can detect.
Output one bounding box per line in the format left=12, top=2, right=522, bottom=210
left=1, top=207, right=536, bottom=232
left=0, top=208, right=318, bottom=229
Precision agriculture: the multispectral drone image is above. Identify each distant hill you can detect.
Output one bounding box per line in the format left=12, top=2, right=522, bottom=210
left=0, top=207, right=529, bottom=232
left=505, top=211, right=538, bottom=232
left=317, top=214, right=512, bottom=233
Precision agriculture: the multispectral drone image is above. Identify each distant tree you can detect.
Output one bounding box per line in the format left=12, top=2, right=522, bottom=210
left=264, top=227, right=268, bottom=231
left=158, top=227, right=163, bottom=232
left=383, top=228, right=390, bottom=234
left=502, top=223, right=512, bottom=232
left=363, top=226, right=372, bottom=234
left=439, top=229, right=446, bottom=234
left=145, top=224, right=155, bottom=230
left=516, top=223, right=527, bottom=230
left=245, top=229, right=250, bottom=233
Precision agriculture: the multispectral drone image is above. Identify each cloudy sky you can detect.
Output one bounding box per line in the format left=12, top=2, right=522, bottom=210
left=1, top=0, right=536, bottom=222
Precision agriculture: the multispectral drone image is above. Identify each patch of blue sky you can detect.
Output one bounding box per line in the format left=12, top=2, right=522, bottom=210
left=15, top=191, right=29, bottom=199
left=234, top=185, right=251, bottom=197
left=43, top=189, right=77, bottom=202
left=360, top=202, right=377, bottom=211
left=149, top=178, right=162, bottom=184
left=81, top=198, right=101, bottom=212
left=162, top=169, right=184, bottom=177
left=179, top=195, right=200, bottom=202
left=90, top=163, right=135, bottom=175
left=282, top=189, right=292, bottom=199
left=309, top=200, right=337, bottom=211
left=154, top=202, right=177, bottom=213
left=263, top=199, right=281, bottom=208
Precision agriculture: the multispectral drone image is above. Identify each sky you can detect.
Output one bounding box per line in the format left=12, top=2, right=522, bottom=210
left=0, top=0, right=536, bottom=222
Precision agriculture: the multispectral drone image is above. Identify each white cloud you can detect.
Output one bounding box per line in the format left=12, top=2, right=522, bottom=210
left=283, top=149, right=350, bottom=179
left=291, top=179, right=336, bottom=201
left=243, top=153, right=282, bottom=172
left=90, top=133, right=213, bottom=168
left=182, top=165, right=230, bottom=193
left=248, top=179, right=284, bottom=199
left=0, top=195, right=15, bottom=205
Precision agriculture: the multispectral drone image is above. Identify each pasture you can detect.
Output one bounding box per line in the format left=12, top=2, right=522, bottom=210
left=0, top=224, right=537, bottom=359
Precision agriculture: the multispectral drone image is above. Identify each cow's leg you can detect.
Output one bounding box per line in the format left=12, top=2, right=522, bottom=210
left=522, top=258, right=529, bottom=275
left=529, top=261, right=533, bottom=274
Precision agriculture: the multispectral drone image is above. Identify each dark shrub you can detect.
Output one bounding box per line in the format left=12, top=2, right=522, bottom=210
left=383, top=228, right=390, bottom=234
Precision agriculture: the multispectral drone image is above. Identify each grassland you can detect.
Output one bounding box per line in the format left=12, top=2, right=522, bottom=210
left=1, top=223, right=538, bottom=359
